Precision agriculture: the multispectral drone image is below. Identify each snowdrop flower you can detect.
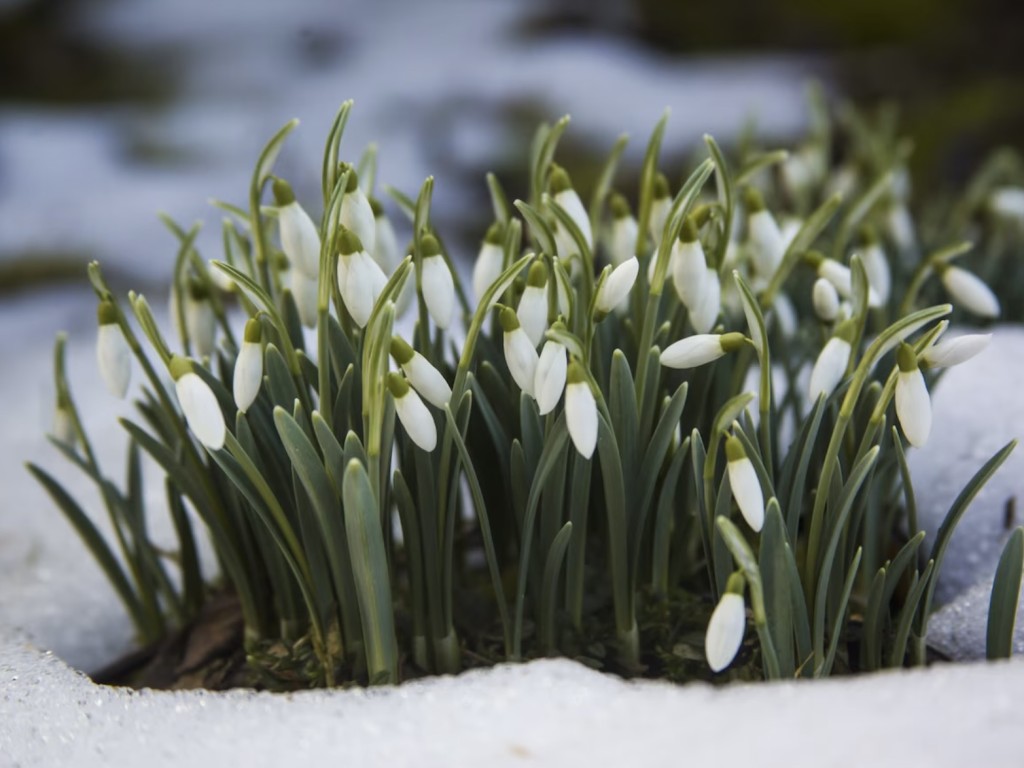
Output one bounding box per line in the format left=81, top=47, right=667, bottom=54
left=338, top=166, right=375, bottom=256
left=781, top=145, right=824, bottom=198
left=390, top=336, right=451, bottom=409
left=289, top=269, right=319, bottom=329
left=812, top=277, right=840, bottom=322
left=661, top=331, right=746, bottom=370
left=806, top=251, right=880, bottom=307
left=208, top=258, right=235, bottom=293
left=648, top=173, right=671, bottom=248
left=534, top=340, right=567, bottom=415
left=184, top=280, right=217, bottom=358
left=500, top=307, right=539, bottom=395
left=565, top=360, right=597, bottom=459
left=550, top=165, right=593, bottom=255
left=770, top=293, right=798, bottom=338
left=744, top=187, right=785, bottom=281
left=517, top=261, right=550, bottom=347
left=689, top=267, right=721, bottom=334
left=336, top=227, right=386, bottom=328
left=937, top=263, right=1000, bottom=318
left=170, top=356, right=225, bottom=451
left=706, top=572, right=747, bottom=672
left=595, top=257, right=639, bottom=317
left=988, top=186, right=1024, bottom=223
left=921, top=333, right=991, bottom=369
left=96, top=300, right=131, bottom=399
left=473, top=223, right=505, bottom=303
left=387, top=372, right=436, bottom=452
left=420, top=234, right=456, bottom=330
left=370, top=197, right=402, bottom=275
left=273, top=178, right=321, bottom=280
left=53, top=401, right=75, bottom=446
left=885, top=202, right=916, bottom=253
left=779, top=217, right=803, bottom=252
left=607, top=193, right=638, bottom=267
left=725, top=434, right=764, bottom=532
left=233, top=317, right=263, bottom=413
left=895, top=342, right=931, bottom=447
left=671, top=217, right=707, bottom=309
left=809, top=320, right=855, bottom=401
left=858, top=227, right=891, bottom=304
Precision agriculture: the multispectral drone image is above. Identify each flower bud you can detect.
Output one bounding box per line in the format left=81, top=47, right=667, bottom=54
left=608, top=193, right=638, bottom=267
left=233, top=318, right=263, bottom=413
left=338, top=166, right=375, bottom=255
left=390, top=336, right=451, bottom=408
left=534, top=340, right=567, bottom=416
left=565, top=361, right=597, bottom=459
left=550, top=165, right=593, bottom=253
left=745, top=187, right=784, bottom=279
left=96, top=301, right=131, bottom=399
left=671, top=217, right=707, bottom=309
left=689, top=268, right=721, bottom=334
left=387, top=372, right=436, bottom=451
left=420, top=234, right=456, bottom=330
left=500, top=307, right=539, bottom=396
left=473, top=223, right=505, bottom=303
left=922, top=333, right=991, bottom=369
left=648, top=173, right=671, bottom=247
left=812, top=277, right=840, bottom=322
left=661, top=331, right=745, bottom=369
left=938, top=264, right=1000, bottom=318
left=517, top=261, right=549, bottom=346
left=725, top=435, right=764, bottom=532
left=595, top=257, right=639, bottom=316
left=273, top=178, right=321, bottom=280
left=370, top=197, right=402, bottom=275
left=184, top=279, right=217, bottom=358
left=336, top=227, right=386, bottom=328
left=808, top=320, right=854, bottom=401
left=290, top=270, right=319, bottom=329
left=170, top=356, right=225, bottom=451
left=895, top=342, right=931, bottom=447
left=706, top=573, right=747, bottom=672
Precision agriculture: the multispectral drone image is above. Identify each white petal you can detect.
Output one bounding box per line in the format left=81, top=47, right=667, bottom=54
left=97, top=324, right=131, bottom=399
left=404, top=353, right=451, bottom=408
left=373, top=215, right=401, bottom=274
left=771, top=293, right=797, bottom=338
left=291, top=271, right=319, bottom=329
left=661, top=334, right=725, bottom=369
left=53, top=407, right=75, bottom=445
left=340, top=188, right=375, bottom=255
left=185, top=297, right=216, bottom=358
left=706, top=593, right=746, bottom=672
left=809, top=338, right=851, bottom=401
left=812, top=277, right=840, bottom=321
left=610, top=216, right=639, bottom=266
left=690, top=269, right=720, bottom=334
left=942, top=266, right=1000, bottom=318
left=728, top=456, right=764, bottom=532
left=233, top=341, right=263, bottom=412
left=989, top=186, right=1024, bottom=221
left=565, top=381, right=597, bottom=459
left=516, top=284, right=548, bottom=347
left=748, top=210, right=784, bottom=278
left=818, top=259, right=853, bottom=298
left=395, top=388, right=437, bottom=452
left=339, top=251, right=386, bottom=328
left=596, top=257, right=639, bottom=314
left=472, top=242, right=504, bottom=303
left=886, top=204, right=916, bottom=251
left=534, top=341, right=567, bottom=415
left=176, top=372, right=226, bottom=450
left=504, top=328, right=539, bottom=395
left=672, top=240, right=707, bottom=308
left=555, top=188, right=593, bottom=249
left=896, top=368, right=932, bottom=447
left=208, top=259, right=235, bottom=292
left=922, top=333, right=991, bottom=369
left=279, top=201, right=322, bottom=279
left=648, top=198, right=670, bottom=246
left=860, top=244, right=891, bottom=304
left=422, top=255, right=456, bottom=330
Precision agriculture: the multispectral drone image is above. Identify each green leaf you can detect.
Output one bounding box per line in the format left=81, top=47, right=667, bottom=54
left=635, top=110, right=669, bottom=255
left=588, top=133, right=628, bottom=234
left=487, top=172, right=512, bottom=224
left=322, top=100, right=353, bottom=201
left=820, top=547, right=862, bottom=677
left=704, top=135, right=734, bottom=271
left=514, top=199, right=557, bottom=256
left=760, top=500, right=795, bottom=676
left=539, top=521, right=573, bottom=653
left=762, top=193, right=842, bottom=306
left=987, top=527, right=1024, bottom=660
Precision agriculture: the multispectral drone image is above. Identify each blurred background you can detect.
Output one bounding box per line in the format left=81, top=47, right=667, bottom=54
left=3, top=0, right=1023, bottom=293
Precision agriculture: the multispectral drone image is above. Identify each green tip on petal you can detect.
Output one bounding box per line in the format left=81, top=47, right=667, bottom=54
left=97, top=300, right=118, bottom=326
left=272, top=178, right=295, bottom=206
left=803, top=249, right=825, bottom=269
left=725, top=434, right=747, bottom=462
left=390, top=335, right=415, bottom=364
left=168, top=355, right=192, bottom=382
left=548, top=165, right=572, bottom=194
left=499, top=306, right=521, bottom=333
left=343, top=166, right=360, bottom=193
left=834, top=318, right=857, bottom=343
left=743, top=186, right=766, bottom=213
left=720, top=332, right=747, bottom=353
left=896, top=341, right=918, bottom=372
left=653, top=172, right=670, bottom=199
left=609, top=193, right=630, bottom=219
left=680, top=216, right=699, bottom=243
left=484, top=222, right=504, bottom=245
left=336, top=227, right=364, bottom=256
left=859, top=223, right=878, bottom=245
left=526, top=261, right=549, bottom=288
left=420, top=233, right=442, bottom=257
left=724, top=570, right=747, bottom=596
left=243, top=316, right=263, bottom=344
left=386, top=371, right=410, bottom=398
left=369, top=196, right=384, bottom=217
left=566, top=359, right=588, bottom=385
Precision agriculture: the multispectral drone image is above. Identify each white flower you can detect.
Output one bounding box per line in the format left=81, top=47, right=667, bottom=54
left=989, top=186, right=1024, bottom=222
left=745, top=188, right=785, bottom=279
left=534, top=340, right=567, bottom=415
left=233, top=318, right=263, bottom=413
left=895, top=343, right=931, bottom=447
left=339, top=168, right=375, bottom=256
left=779, top=217, right=802, bottom=252
left=809, top=332, right=852, bottom=401
left=812, top=277, right=840, bottom=322
left=726, top=435, right=764, bottom=532
left=501, top=308, right=539, bottom=396
left=96, top=302, right=131, bottom=399
left=661, top=331, right=745, bottom=369
left=390, top=336, right=451, bottom=408
left=608, top=194, right=638, bottom=267
left=371, top=199, right=402, bottom=275
left=290, top=269, right=319, bottom=329
left=388, top=373, right=436, bottom=452
left=770, top=293, right=798, bottom=338
left=53, top=404, right=75, bottom=446
left=689, top=268, right=721, bottom=334
left=815, top=256, right=881, bottom=307
left=171, top=357, right=226, bottom=451
left=706, top=590, right=746, bottom=673
left=337, top=228, right=386, bottom=328
left=565, top=361, right=597, bottom=459
left=517, top=261, right=549, bottom=347
left=550, top=165, right=593, bottom=251
left=273, top=179, right=321, bottom=280
left=420, top=235, right=456, bottom=330
left=595, top=257, right=639, bottom=315
left=859, top=242, right=891, bottom=305
left=208, top=258, right=235, bottom=293
left=886, top=203, right=916, bottom=252
left=922, top=333, right=991, bottom=369
left=671, top=220, right=707, bottom=309
left=473, top=223, right=505, bottom=303
left=184, top=283, right=216, bottom=358
left=939, top=264, right=1000, bottom=318
left=648, top=173, right=671, bottom=247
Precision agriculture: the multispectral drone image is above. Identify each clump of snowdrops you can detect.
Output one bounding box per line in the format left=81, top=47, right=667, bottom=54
left=30, top=94, right=1024, bottom=688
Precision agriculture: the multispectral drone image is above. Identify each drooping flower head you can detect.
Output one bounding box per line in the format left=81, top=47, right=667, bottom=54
left=169, top=355, right=226, bottom=451
left=420, top=234, right=456, bottom=331
left=336, top=226, right=386, bottom=328
left=607, top=193, right=638, bottom=267
left=595, top=256, right=639, bottom=318
left=338, top=164, right=375, bottom=255
left=390, top=335, right=452, bottom=409
left=273, top=178, right=321, bottom=280
left=517, top=261, right=550, bottom=347
left=706, top=571, right=747, bottom=673
left=672, top=215, right=708, bottom=310
left=895, top=342, right=931, bottom=447
left=233, top=317, right=264, bottom=413
left=96, top=300, right=131, bottom=399
left=809, top=319, right=855, bottom=401
left=565, top=360, right=597, bottom=459
left=473, top=222, right=505, bottom=303
left=500, top=307, right=539, bottom=396
left=661, top=331, right=747, bottom=370
left=549, top=164, right=593, bottom=258
left=725, top=434, right=764, bottom=532
left=387, top=372, right=436, bottom=452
